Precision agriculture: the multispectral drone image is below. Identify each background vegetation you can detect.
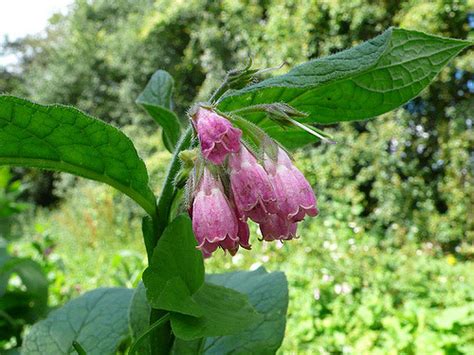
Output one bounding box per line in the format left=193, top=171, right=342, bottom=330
left=1, top=0, right=473, bottom=353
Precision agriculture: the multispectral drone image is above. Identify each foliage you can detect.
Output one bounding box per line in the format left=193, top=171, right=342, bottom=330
left=0, top=169, right=49, bottom=351
left=297, top=101, right=474, bottom=247
left=0, top=0, right=472, bottom=353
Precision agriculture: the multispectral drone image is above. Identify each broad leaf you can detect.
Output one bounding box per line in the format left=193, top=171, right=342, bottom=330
left=22, top=288, right=133, bottom=355
left=137, top=70, right=182, bottom=152
left=170, top=282, right=262, bottom=341
left=172, top=267, right=288, bottom=354
left=204, top=267, right=288, bottom=354
left=142, top=214, right=204, bottom=316
left=218, top=28, right=472, bottom=148
left=0, top=96, right=156, bottom=216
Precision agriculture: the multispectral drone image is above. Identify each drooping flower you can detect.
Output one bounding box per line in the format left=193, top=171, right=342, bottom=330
left=264, top=147, right=318, bottom=222
left=259, top=213, right=297, bottom=241
left=192, top=107, right=241, bottom=165
left=231, top=204, right=252, bottom=255
left=191, top=167, right=245, bottom=257
left=229, top=146, right=278, bottom=223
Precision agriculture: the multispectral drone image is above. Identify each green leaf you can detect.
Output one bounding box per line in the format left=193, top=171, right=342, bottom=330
left=22, top=288, right=133, bottom=355
left=218, top=28, right=472, bottom=148
left=204, top=267, right=288, bottom=354
left=137, top=70, right=182, bottom=152
left=128, top=283, right=152, bottom=355
left=170, top=282, right=262, bottom=341
left=142, top=214, right=204, bottom=316
left=0, top=96, right=156, bottom=216
left=172, top=267, right=288, bottom=354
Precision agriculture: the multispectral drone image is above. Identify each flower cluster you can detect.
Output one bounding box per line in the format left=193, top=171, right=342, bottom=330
left=188, top=106, right=318, bottom=257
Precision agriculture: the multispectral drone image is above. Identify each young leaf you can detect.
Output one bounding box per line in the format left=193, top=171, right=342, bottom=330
left=22, top=288, right=133, bottom=355
left=0, top=96, right=156, bottom=216
left=142, top=214, right=205, bottom=316
left=172, top=267, right=288, bottom=354
left=218, top=28, right=472, bottom=147
left=170, top=282, right=262, bottom=341
left=137, top=70, right=182, bottom=152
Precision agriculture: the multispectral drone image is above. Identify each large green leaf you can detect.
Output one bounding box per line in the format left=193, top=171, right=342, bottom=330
left=204, top=267, right=288, bottom=354
left=142, top=214, right=204, bottom=316
left=0, top=96, right=156, bottom=215
left=137, top=70, right=182, bottom=152
left=172, top=267, right=288, bottom=354
left=218, top=28, right=472, bottom=148
left=170, top=282, right=262, bottom=341
left=22, top=288, right=133, bottom=355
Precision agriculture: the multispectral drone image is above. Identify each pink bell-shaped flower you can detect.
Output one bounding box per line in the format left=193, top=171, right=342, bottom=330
left=192, top=107, right=242, bottom=165
left=229, top=204, right=252, bottom=255
left=259, top=213, right=298, bottom=241
left=229, top=146, right=278, bottom=223
left=264, top=147, right=318, bottom=222
left=191, top=168, right=243, bottom=257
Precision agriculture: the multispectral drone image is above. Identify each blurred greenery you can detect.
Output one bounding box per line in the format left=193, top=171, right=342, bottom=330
left=0, top=0, right=473, bottom=353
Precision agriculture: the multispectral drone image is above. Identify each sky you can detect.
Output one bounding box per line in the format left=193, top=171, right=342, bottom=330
left=0, top=0, right=73, bottom=65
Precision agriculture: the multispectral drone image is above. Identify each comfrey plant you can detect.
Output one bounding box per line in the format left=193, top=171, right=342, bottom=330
left=0, top=28, right=471, bottom=354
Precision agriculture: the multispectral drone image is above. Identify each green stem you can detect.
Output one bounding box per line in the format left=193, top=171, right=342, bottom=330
left=72, top=341, right=87, bottom=355
left=153, top=126, right=193, bottom=241
left=209, top=80, right=230, bottom=103
left=145, top=126, right=192, bottom=355
left=129, top=313, right=171, bottom=355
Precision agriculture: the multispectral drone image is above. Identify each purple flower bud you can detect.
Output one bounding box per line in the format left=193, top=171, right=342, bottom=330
left=192, top=107, right=242, bottom=165
left=264, top=148, right=318, bottom=222
left=259, top=213, right=297, bottom=241
left=229, top=146, right=278, bottom=223
left=191, top=168, right=247, bottom=257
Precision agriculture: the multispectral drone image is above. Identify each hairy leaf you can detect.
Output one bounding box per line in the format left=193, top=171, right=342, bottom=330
left=137, top=70, right=182, bottom=152
left=22, top=288, right=133, bottom=355
left=0, top=96, right=156, bottom=215
left=218, top=28, right=472, bottom=148
left=170, top=282, right=262, bottom=340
